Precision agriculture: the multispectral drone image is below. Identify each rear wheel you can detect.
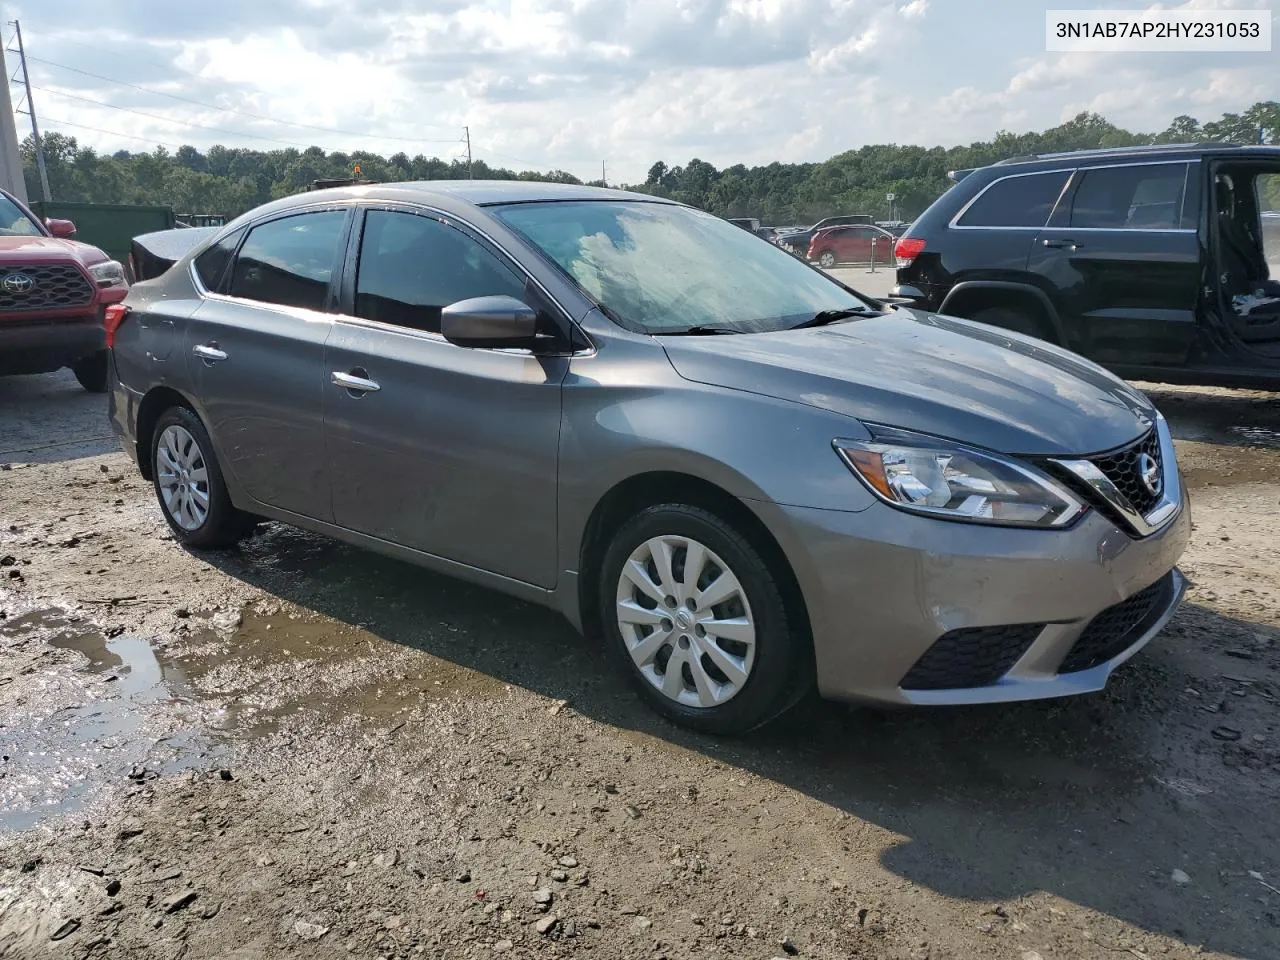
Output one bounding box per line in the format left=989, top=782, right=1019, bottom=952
left=71, top=351, right=108, bottom=393
left=151, top=406, right=255, bottom=549
left=967, top=305, right=1053, bottom=342
left=817, top=250, right=837, bottom=268
left=599, top=503, right=811, bottom=735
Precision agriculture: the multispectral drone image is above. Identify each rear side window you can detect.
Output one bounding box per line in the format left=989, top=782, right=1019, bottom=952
left=193, top=228, right=245, bottom=292
left=1068, top=163, right=1189, bottom=230
left=956, top=171, right=1071, bottom=228
left=229, top=211, right=348, bottom=311
left=354, top=210, right=526, bottom=334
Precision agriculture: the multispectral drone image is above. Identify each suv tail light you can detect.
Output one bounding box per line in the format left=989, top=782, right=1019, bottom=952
left=104, top=303, right=129, bottom=349
left=894, top=237, right=926, bottom=267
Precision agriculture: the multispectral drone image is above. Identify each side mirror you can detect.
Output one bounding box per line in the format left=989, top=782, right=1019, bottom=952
left=46, top=218, right=77, bottom=239
left=441, top=295, right=538, bottom=349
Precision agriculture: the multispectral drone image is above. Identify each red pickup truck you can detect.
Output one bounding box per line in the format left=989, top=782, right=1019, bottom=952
left=0, top=187, right=129, bottom=392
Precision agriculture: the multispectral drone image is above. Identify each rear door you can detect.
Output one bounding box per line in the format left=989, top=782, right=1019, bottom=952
left=1028, top=161, right=1201, bottom=365
left=184, top=207, right=352, bottom=520
left=323, top=206, right=567, bottom=587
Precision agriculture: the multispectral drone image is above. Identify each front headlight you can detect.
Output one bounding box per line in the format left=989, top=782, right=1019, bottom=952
left=834, top=427, right=1085, bottom=528
left=88, top=260, right=128, bottom=287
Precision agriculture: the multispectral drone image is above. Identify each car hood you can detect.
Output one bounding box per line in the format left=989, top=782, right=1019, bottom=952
left=659, top=308, right=1156, bottom=456
left=0, top=235, right=103, bottom=264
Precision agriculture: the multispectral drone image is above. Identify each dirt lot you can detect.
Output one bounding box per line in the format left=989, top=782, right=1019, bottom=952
left=1, top=370, right=1278, bottom=960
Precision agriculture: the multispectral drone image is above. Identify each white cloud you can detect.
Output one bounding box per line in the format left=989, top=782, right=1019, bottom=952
left=15, top=0, right=1277, bottom=184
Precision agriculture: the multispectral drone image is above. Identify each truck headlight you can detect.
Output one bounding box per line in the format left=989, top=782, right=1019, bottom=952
left=834, top=427, right=1085, bottom=528
left=88, top=260, right=128, bottom=287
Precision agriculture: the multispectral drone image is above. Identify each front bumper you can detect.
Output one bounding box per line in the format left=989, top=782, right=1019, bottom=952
left=750, top=485, right=1191, bottom=707
left=0, top=315, right=105, bottom=375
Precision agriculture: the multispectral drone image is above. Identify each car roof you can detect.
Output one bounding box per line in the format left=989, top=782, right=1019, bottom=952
left=262, top=180, right=672, bottom=213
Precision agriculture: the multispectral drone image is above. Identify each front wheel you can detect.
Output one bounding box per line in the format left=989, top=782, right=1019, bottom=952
left=151, top=406, right=255, bottom=549
left=967, top=306, right=1052, bottom=342
left=599, top=503, right=812, bottom=735
left=71, top=351, right=108, bottom=393
left=817, top=250, right=837, bottom=268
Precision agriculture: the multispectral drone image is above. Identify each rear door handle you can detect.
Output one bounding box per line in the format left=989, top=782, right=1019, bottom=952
left=331, top=370, right=381, bottom=393
left=1042, top=238, right=1081, bottom=250
left=192, top=343, right=228, bottom=362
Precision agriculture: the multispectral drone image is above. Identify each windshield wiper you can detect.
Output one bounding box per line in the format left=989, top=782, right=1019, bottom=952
left=788, top=306, right=881, bottom=330
left=663, top=325, right=742, bottom=336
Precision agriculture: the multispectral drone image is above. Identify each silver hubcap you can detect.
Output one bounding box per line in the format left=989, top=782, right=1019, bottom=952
left=820, top=253, right=835, bottom=267
left=615, top=535, right=757, bottom=709
left=156, top=425, right=210, bottom=531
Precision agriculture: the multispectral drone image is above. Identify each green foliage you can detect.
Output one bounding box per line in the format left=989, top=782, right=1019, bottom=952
left=21, top=101, right=1278, bottom=222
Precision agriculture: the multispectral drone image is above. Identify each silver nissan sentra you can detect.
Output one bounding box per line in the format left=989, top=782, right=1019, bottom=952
left=108, top=181, right=1190, bottom=734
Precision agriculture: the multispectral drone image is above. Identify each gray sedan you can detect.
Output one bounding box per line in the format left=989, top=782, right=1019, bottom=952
left=107, top=181, right=1189, bottom=734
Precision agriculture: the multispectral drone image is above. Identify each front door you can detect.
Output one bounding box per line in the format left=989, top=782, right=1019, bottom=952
left=1028, top=161, right=1202, bottom=366
left=185, top=208, right=351, bottom=521
left=324, top=207, right=566, bottom=588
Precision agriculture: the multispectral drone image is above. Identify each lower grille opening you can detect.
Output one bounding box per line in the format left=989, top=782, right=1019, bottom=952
left=901, top=623, right=1045, bottom=691
left=1058, top=573, right=1176, bottom=674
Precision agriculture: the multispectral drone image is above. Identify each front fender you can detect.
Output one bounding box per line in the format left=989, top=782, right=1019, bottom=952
left=555, top=330, right=877, bottom=584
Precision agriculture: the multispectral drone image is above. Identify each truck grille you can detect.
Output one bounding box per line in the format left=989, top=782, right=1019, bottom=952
left=900, top=623, right=1045, bottom=690
left=1057, top=573, right=1175, bottom=674
left=0, top=263, right=94, bottom=311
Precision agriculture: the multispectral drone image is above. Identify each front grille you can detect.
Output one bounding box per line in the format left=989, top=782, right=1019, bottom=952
left=1058, top=573, right=1175, bottom=674
left=0, top=263, right=95, bottom=311
left=901, top=623, right=1045, bottom=690
left=1089, top=429, right=1163, bottom=516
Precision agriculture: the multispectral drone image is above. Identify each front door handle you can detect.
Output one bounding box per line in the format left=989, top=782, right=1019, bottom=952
left=331, top=370, right=381, bottom=393
left=1042, top=238, right=1081, bottom=250
left=192, top=343, right=228, bottom=362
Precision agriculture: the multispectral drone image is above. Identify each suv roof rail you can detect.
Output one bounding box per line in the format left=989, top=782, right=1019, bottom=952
left=992, top=142, right=1246, bottom=166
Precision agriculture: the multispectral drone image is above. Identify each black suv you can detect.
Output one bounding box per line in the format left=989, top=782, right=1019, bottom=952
left=892, top=143, right=1280, bottom=389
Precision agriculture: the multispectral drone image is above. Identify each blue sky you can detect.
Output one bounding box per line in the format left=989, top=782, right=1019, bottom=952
left=10, top=0, right=1278, bottom=184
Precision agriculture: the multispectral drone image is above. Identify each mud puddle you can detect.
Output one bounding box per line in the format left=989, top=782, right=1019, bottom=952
left=1141, top=384, right=1280, bottom=450
left=1173, top=439, right=1280, bottom=489
left=0, top=609, right=224, bottom=832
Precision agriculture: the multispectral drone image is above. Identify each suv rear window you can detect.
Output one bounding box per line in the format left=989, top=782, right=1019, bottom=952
left=955, top=171, right=1070, bottom=228
left=1068, top=163, right=1189, bottom=230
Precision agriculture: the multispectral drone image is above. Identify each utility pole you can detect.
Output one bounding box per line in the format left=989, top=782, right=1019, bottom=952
left=463, top=126, right=472, bottom=179
left=601, top=160, right=606, bottom=187
left=10, top=20, right=50, bottom=201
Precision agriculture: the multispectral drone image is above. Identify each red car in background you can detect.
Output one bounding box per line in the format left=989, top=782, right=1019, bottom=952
left=0, top=188, right=129, bottom=392
left=807, top=224, right=897, bottom=269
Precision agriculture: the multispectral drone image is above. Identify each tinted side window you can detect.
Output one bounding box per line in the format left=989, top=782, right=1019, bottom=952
left=956, top=171, right=1071, bottom=228
left=229, top=211, right=347, bottom=311
left=193, top=228, right=245, bottom=292
left=1069, top=163, right=1188, bottom=230
left=354, top=211, right=526, bottom=333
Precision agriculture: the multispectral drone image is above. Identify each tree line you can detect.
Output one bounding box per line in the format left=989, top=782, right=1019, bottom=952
left=20, top=101, right=1279, bottom=225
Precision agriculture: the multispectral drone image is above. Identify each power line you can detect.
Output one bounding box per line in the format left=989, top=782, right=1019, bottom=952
left=34, top=113, right=183, bottom=150
left=29, top=84, right=343, bottom=148
left=23, top=54, right=464, bottom=143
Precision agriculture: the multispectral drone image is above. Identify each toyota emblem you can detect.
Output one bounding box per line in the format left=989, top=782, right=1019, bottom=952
left=2, top=273, right=35, bottom=294
left=1137, top=453, right=1162, bottom=498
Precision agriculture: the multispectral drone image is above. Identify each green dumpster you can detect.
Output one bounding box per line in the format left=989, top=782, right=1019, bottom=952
left=28, top=201, right=177, bottom=264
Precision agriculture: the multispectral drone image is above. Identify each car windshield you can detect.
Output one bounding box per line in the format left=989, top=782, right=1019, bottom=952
left=0, top=196, right=42, bottom=237
left=492, top=200, right=875, bottom=334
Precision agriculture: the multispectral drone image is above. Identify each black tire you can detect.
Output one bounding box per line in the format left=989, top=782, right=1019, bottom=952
left=71, top=351, right=109, bottom=393
left=967, top=306, right=1053, bottom=342
left=599, top=503, right=812, bottom=736
left=817, top=250, right=837, bottom=268
left=150, top=405, right=254, bottom=549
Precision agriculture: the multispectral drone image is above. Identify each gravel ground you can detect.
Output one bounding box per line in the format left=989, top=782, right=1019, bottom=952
left=1, top=369, right=1278, bottom=960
